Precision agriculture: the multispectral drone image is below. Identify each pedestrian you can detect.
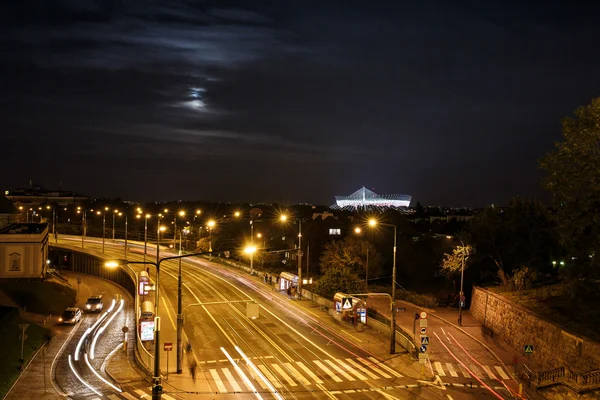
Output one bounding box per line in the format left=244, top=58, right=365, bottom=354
left=286, top=286, right=291, bottom=298
left=268, top=275, right=272, bottom=285
left=186, top=342, right=192, bottom=353
left=190, top=359, right=197, bottom=384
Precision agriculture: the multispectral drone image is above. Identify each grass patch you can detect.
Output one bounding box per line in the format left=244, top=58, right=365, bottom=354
left=0, top=306, right=50, bottom=398
left=488, top=281, right=600, bottom=342
left=0, top=279, right=76, bottom=315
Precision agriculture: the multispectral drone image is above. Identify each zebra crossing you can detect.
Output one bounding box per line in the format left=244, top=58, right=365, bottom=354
left=204, top=356, right=403, bottom=394
left=432, top=361, right=512, bottom=381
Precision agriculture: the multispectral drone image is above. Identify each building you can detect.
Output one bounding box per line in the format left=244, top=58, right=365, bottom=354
left=332, top=186, right=411, bottom=210
left=5, top=183, right=87, bottom=208
left=0, top=223, right=49, bottom=279
left=0, top=195, right=20, bottom=229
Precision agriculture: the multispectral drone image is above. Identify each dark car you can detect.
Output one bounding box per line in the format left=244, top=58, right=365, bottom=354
left=85, top=295, right=103, bottom=312
left=59, top=307, right=82, bottom=324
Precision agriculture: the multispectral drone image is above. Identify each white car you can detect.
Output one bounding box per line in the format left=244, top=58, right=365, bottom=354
left=59, top=307, right=82, bottom=324
left=85, top=295, right=103, bottom=312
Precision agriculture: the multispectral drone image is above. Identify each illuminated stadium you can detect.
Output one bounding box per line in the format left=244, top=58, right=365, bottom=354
left=332, top=186, right=411, bottom=211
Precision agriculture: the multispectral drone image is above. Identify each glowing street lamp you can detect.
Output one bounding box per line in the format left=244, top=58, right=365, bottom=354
left=207, top=220, right=216, bottom=260
left=280, top=213, right=303, bottom=299
left=368, top=218, right=398, bottom=354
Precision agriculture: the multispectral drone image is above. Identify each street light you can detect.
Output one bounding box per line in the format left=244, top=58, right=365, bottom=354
left=280, top=214, right=303, bottom=300
left=354, top=226, right=369, bottom=288
left=458, top=239, right=468, bottom=327
left=106, top=249, right=219, bottom=397
left=157, top=225, right=166, bottom=264
left=207, top=220, right=215, bottom=261
left=138, top=213, right=151, bottom=263
left=368, top=218, right=397, bottom=354
left=173, top=210, right=185, bottom=249
left=76, top=207, right=87, bottom=248
left=112, top=209, right=119, bottom=242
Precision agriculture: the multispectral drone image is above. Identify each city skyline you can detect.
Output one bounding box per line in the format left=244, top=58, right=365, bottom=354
left=3, top=1, right=600, bottom=206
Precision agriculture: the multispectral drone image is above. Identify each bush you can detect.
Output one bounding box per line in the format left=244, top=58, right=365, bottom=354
left=510, top=266, right=538, bottom=291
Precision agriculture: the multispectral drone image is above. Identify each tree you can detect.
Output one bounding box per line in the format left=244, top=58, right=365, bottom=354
left=314, top=236, right=382, bottom=298
left=540, top=97, right=600, bottom=277
left=464, top=198, right=557, bottom=286
left=440, top=244, right=474, bottom=276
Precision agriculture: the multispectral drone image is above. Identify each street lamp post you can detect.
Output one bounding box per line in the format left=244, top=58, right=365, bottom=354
left=458, top=239, right=466, bottom=327
left=106, top=250, right=218, bottom=398
left=207, top=220, right=215, bottom=261
left=369, top=219, right=397, bottom=354
left=354, top=227, right=370, bottom=288
left=144, top=214, right=150, bottom=263
left=124, top=213, right=128, bottom=258
left=281, top=215, right=303, bottom=300
left=112, top=209, right=118, bottom=242
left=77, top=207, right=87, bottom=249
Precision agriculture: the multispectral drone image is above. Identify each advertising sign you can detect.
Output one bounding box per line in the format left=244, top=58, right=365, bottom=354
left=140, top=320, right=155, bottom=341
left=138, top=281, right=146, bottom=296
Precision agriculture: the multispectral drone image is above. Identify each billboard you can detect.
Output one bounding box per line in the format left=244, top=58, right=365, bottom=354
left=140, top=320, right=155, bottom=341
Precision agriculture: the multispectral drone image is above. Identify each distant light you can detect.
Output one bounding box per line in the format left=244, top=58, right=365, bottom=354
left=207, top=220, right=216, bottom=228
left=179, top=210, right=185, bottom=217
left=105, top=261, right=119, bottom=268
left=446, top=235, right=452, bottom=239
left=280, top=215, right=288, bottom=222
left=368, top=219, right=377, bottom=227
left=244, top=246, right=257, bottom=254
left=234, top=211, right=240, bottom=217
left=196, top=209, right=201, bottom=215
left=354, top=227, right=362, bottom=234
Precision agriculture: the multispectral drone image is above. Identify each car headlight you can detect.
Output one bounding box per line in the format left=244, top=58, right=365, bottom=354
left=59, top=318, right=63, bottom=322
left=86, top=305, right=91, bottom=309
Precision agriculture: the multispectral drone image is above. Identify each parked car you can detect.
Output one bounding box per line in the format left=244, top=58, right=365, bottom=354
left=85, top=295, right=103, bottom=312
left=59, top=307, right=82, bottom=324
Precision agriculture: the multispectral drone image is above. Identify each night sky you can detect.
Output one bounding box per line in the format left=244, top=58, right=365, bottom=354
left=3, top=1, right=600, bottom=207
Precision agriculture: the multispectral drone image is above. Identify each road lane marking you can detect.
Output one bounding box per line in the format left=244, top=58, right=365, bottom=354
left=469, top=364, right=482, bottom=378
left=482, top=365, right=497, bottom=379
left=368, top=357, right=402, bottom=378
left=296, top=361, right=324, bottom=384
left=272, top=363, right=298, bottom=386
left=325, top=359, right=355, bottom=381
left=284, top=362, right=311, bottom=386
left=345, top=358, right=379, bottom=379
left=118, top=393, right=137, bottom=400
left=458, top=363, right=471, bottom=378
left=333, top=358, right=368, bottom=380
left=314, top=360, right=343, bottom=382
left=210, top=369, right=228, bottom=393
left=258, top=365, right=282, bottom=388
left=495, top=366, right=510, bottom=380
left=222, top=368, right=243, bottom=392
left=434, top=361, right=446, bottom=376
left=446, top=363, right=459, bottom=377
left=357, top=357, right=392, bottom=379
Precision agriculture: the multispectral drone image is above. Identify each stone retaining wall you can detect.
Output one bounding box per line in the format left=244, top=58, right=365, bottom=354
left=470, top=286, right=600, bottom=372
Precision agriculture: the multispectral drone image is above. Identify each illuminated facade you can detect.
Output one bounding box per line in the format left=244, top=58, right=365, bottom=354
left=333, top=186, right=411, bottom=210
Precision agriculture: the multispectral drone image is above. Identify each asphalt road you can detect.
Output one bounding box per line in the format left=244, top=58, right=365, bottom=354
left=52, top=235, right=519, bottom=400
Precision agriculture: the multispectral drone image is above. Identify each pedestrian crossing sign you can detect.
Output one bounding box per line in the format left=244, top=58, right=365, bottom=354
left=420, top=336, right=430, bottom=345
left=342, top=298, right=353, bottom=310
left=524, top=344, right=534, bottom=354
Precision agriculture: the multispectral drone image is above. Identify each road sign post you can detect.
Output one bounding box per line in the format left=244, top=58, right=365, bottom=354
left=18, top=324, right=29, bottom=362
left=164, top=342, right=173, bottom=380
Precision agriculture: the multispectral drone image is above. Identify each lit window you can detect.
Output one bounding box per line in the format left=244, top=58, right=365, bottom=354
left=329, top=228, right=341, bottom=236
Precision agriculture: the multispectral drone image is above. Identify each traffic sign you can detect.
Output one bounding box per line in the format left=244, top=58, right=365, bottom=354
left=524, top=344, right=534, bottom=354
left=342, top=298, right=353, bottom=310
left=122, top=326, right=129, bottom=333
left=164, top=342, right=173, bottom=351
left=419, top=318, right=428, bottom=328
left=397, top=307, right=406, bottom=312
left=420, top=327, right=427, bottom=335
left=419, top=345, right=427, bottom=353
left=418, top=352, right=427, bottom=364
left=460, top=295, right=466, bottom=302
left=420, top=336, right=430, bottom=345
left=420, top=312, right=428, bottom=319
left=459, top=301, right=465, bottom=308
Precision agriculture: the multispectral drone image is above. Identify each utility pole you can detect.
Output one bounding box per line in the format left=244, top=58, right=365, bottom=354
left=177, top=230, right=183, bottom=374
left=297, top=219, right=302, bottom=300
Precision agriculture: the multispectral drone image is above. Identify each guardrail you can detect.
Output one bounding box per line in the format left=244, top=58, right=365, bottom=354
left=537, top=366, right=564, bottom=384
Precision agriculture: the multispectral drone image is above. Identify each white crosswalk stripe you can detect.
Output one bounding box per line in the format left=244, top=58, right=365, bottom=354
left=446, top=362, right=459, bottom=377
left=272, top=363, right=298, bottom=386
left=119, top=393, right=138, bottom=400
left=296, top=361, right=324, bottom=384
left=368, top=357, right=403, bottom=378
left=482, top=365, right=497, bottom=379
left=284, top=362, right=311, bottom=386
left=357, top=357, right=392, bottom=379
left=258, top=364, right=283, bottom=388
left=134, top=389, right=148, bottom=398
left=222, top=368, right=242, bottom=392
left=325, top=359, right=355, bottom=381
left=458, top=363, right=472, bottom=378
left=434, top=361, right=446, bottom=377
left=469, top=364, right=482, bottom=378
left=314, top=360, right=343, bottom=382
left=345, top=358, right=380, bottom=379
left=333, top=358, right=368, bottom=381
left=495, top=366, right=510, bottom=380
left=210, top=368, right=228, bottom=393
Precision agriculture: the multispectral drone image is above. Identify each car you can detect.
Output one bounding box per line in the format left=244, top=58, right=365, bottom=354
left=59, top=307, right=82, bottom=324
left=85, top=295, right=103, bottom=312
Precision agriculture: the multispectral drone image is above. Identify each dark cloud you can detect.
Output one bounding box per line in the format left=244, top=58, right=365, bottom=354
left=2, top=0, right=600, bottom=206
